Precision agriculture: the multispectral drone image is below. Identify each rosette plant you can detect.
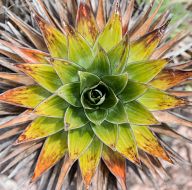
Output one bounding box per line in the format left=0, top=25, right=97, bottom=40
left=0, top=0, right=191, bottom=190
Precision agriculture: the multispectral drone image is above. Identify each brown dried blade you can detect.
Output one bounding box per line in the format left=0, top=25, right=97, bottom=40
left=0, top=49, right=24, bottom=62
left=0, top=126, right=25, bottom=141
left=0, top=58, right=21, bottom=73
left=146, top=154, right=170, bottom=179
left=153, top=111, right=192, bottom=128
left=65, top=0, right=77, bottom=25
left=130, top=0, right=163, bottom=41
left=149, top=10, right=170, bottom=31
left=139, top=151, right=160, bottom=179
left=150, top=124, right=192, bottom=144
left=0, top=102, right=24, bottom=115
left=5, top=8, right=46, bottom=51
left=122, top=0, right=134, bottom=35
left=0, top=141, right=39, bottom=164
left=168, top=91, right=192, bottom=97
left=34, top=0, right=63, bottom=31
left=96, top=0, right=106, bottom=30
left=151, top=31, right=189, bottom=59
left=0, top=72, right=35, bottom=85
left=0, top=110, right=36, bottom=129
left=129, top=0, right=155, bottom=37
left=159, top=139, right=192, bottom=165
left=55, top=153, right=75, bottom=190
left=1, top=142, right=42, bottom=173
left=171, top=60, right=192, bottom=70
left=0, top=30, right=28, bottom=47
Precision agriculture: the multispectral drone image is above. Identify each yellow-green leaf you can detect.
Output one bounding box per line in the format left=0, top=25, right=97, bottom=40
left=125, top=59, right=169, bottom=83
left=35, top=16, right=68, bottom=59
left=78, top=71, right=100, bottom=92
left=106, top=101, right=128, bottom=124
left=124, top=101, right=159, bottom=125
left=108, top=35, right=129, bottom=73
left=76, top=2, right=99, bottom=46
left=92, top=121, right=118, bottom=149
left=79, top=136, right=102, bottom=188
left=32, top=131, right=67, bottom=181
left=17, top=64, right=62, bottom=93
left=50, top=58, right=82, bottom=84
left=116, top=123, right=139, bottom=164
left=128, top=25, right=167, bottom=63
left=85, top=109, right=107, bottom=125
left=57, top=83, right=81, bottom=107
left=68, top=124, right=94, bottom=160
left=0, top=85, right=50, bottom=108
left=64, top=106, right=89, bottom=130
left=131, top=125, right=172, bottom=162
left=149, top=69, right=192, bottom=90
left=119, top=80, right=147, bottom=102
left=68, top=28, right=94, bottom=69
left=34, top=95, right=68, bottom=118
left=102, top=73, right=128, bottom=94
left=88, top=47, right=110, bottom=77
left=138, top=88, right=187, bottom=111
left=16, top=117, right=64, bottom=143
left=95, top=2, right=122, bottom=52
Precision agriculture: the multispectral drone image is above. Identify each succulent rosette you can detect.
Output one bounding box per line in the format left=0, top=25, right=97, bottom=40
left=0, top=0, right=191, bottom=189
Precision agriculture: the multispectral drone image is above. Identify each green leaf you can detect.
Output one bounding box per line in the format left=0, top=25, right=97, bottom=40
left=102, top=73, right=128, bottom=94
left=138, top=88, right=187, bottom=111
left=125, top=59, right=169, bottom=83
left=57, top=83, right=81, bottom=107
left=76, top=2, right=99, bottom=46
left=106, top=101, right=128, bottom=124
left=92, top=121, right=118, bottom=149
left=32, top=131, right=67, bottom=181
left=78, top=71, right=100, bottom=92
left=16, top=64, right=62, bottom=93
left=116, top=123, right=139, bottom=164
left=35, top=16, right=68, bottom=59
left=0, top=85, right=50, bottom=108
left=88, top=47, right=110, bottom=77
left=124, top=101, right=159, bottom=125
left=16, top=117, right=64, bottom=143
left=131, top=125, right=172, bottom=162
left=64, top=106, right=89, bottom=130
left=79, top=136, right=102, bottom=188
left=95, top=2, right=122, bottom=52
left=68, top=28, right=94, bottom=69
left=85, top=109, right=107, bottom=125
left=108, top=35, right=129, bottom=73
left=100, top=87, right=118, bottom=109
left=34, top=95, right=68, bottom=118
left=50, top=59, right=83, bottom=84
left=68, top=124, right=94, bottom=160
left=119, top=80, right=147, bottom=102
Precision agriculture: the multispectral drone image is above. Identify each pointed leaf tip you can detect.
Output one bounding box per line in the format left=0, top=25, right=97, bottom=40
left=35, top=15, right=68, bottom=59
left=76, top=2, right=99, bottom=45
left=16, top=64, right=62, bottom=93
left=79, top=137, right=103, bottom=187
left=32, top=132, right=67, bottom=181
left=132, top=125, right=172, bottom=163
left=16, top=117, right=64, bottom=144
